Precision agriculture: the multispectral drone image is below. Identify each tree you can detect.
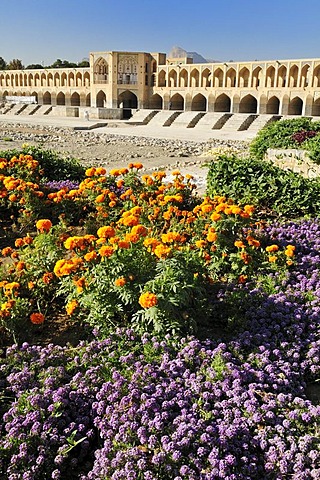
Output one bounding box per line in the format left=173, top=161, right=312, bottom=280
left=7, top=59, right=24, bottom=70
left=50, top=59, right=77, bottom=68
left=78, top=59, right=90, bottom=67
left=0, top=57, right=7, bottom=70
left=26, top=64, right=44, bottom=69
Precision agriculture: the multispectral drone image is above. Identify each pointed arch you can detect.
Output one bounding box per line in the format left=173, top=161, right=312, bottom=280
left=201, top=68, right=211, bottom=87
left=289, top=64, right=299, bottom=87
left=71, top=92, right=80, bottom=106
left=238, top=67, right=250, bottom=87
left=43, top=91, right=51, bottom=105
left=239, top=94, right=257, bottom=113
left=288, top=96, right=303, bottom=115
left=226, top=68, right=236, bottom=87
left=252, top=66, right=262, bottom=88
left=158, top=70, right=166, bottom=87
left=179, top=68, right=188, bottom=88
left=149, top=93, right=163, bottom=109
left=190, top=68, right=200, bottom=87
left=214, top=93, right=231, bottom=112
left=168, top=69, right=177, bottom=87
left=213, top=68, right=223, bottom=87
left=56, top=92, right=65, bottom=105
left=277, top=65, right=287, bottom=87
left=118, top=90, right=138, bottom=109
left=191, top=93, right=206, bottom=111
left=300, top=64, right=310, bottom=88
left=93, top=57, right=109, bottom=83
left=170, top=93, right=184, bottom=110
left=266, top=96, right=280, bottom=114
left=96, top=90, right=106, bottom=108
left=266, top=66, right=275, bottom=88
left=312, top=97, right=320, bottom=116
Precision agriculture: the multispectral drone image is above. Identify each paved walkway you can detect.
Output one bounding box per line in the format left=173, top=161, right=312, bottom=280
left=0, top=113, right=255, bottom=143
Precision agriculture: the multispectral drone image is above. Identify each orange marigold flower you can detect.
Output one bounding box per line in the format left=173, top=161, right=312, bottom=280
left=120, top=215, right=139, bottom=227
left=238, top=275, right=248, bottom=284
left=240, top=252, right=252, bottom=264
left=95, top=167, right=106, bottom=175
left=28, top=281, right=35, bottom=289
left=99, top=245, right=114, bottom=257
left=42, top=272, right=54, bottom=284
left=207, top=232, right=218, bottom=242
left=30, top=312, right=45, bottom=324
left=139, top=292, right=158, bottom=309
left=125, top=233, right=140, bottom=244
left=268, top=255, right=277, bottom=263
left=97, top=226, right=116, bottom=239
left=266, top=244, right=279, bottom=253
left=85, top=167, right=96, bottom=177
left=284, top=245, right=295, bottom=257
left=234, top=240, right=246, bottom=249
left=95, top=194, right=105, bottom=203
left=195, top=240, right=207, bottom=249
left=16, top=261, right=26, bottom=272
left=36, top=219, right=52, bottom=233
left=117, top=240, right=130, bottom=249
left=246, top=236, right=260, bottom=248
left=210, top=212, right=222, bottom=222
left=15, top=238, right=24, bottom=248
left=114, top=277, right=126, bottom=287
left=1, top=247, right=13, bottom=256
left=131, top=224, right=148, bottom=237
left=84, top=251, right=98, bottom=262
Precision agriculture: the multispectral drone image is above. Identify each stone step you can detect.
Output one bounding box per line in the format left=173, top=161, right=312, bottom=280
left=126, top=109, right=159, bottom=124
left=35, top=105, right=53, bottom=115
left=22, top=104, right=41, bottom=115
left=247, top=114, right=282, bottom=133
left=147, top=110, right=182, bottom=126
left=170, top=111, right=206, bottom=128
left=221, top=114, right=257, bottom=131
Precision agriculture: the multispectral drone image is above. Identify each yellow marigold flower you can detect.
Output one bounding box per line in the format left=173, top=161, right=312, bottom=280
left=66, top=300, right=79, bottom=316
left=97, top=226, right=116, bottom=239
left=114, top=277, right=126, bottom=287
left=210, top=212, right=222, bottom=222
left=121, top=215, right=139, bottom=227
left=125, top=233, right=140, bottom=244
left=95, top=194, right=105, bottom=203
left=266, top=244, right=279, bottom=253
left=201, top=204, right=214, bottom=213
left=139, top=292, right=158, bottom=309
left=231, top=206, right=242, bottom=215
left=195, top=240, right=207, bottom=249
left=284, top=245, right=295, bottom=257
left=85, top=167, right=96, bottom=177
left=28, top=281, right=35, bottom=289
left=268, top=255, right=277, bottom=263
left=30, top=312, right=45, bottom=324
left=99, top=245, right=114, bottom=257
left=234, top=240, right=246, bottom=248
left=36, top=219, right=52, bottom=233
left=154, top=244, right=171, bottom=259
left=243, top=205, right=255, bottom=216
left=161, top=232, right=182, bottom=243
left=207, top=232, right=218, bottom=242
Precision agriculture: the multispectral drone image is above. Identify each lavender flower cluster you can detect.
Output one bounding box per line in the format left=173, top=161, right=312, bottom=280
left=44, top=180, right=80, bottom=191
left=0, top=219, right=319, bottom=479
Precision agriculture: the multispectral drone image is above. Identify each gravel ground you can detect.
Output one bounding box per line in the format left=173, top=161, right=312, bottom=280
left=0, top=122, right=250, bottom=193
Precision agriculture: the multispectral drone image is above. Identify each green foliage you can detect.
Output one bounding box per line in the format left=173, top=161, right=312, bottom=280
left=206, top=154, right=320, bottom=217
left=250, top=118, right=320, bottom=160
left=303, top=134, right=320, bottom=164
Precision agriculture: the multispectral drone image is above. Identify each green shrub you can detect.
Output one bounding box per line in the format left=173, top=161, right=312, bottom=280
left=250, top=118, right=320, bottom=160
left=206, top=154, right=320, bottom=217
left=0, top=145, right=85, bottom=182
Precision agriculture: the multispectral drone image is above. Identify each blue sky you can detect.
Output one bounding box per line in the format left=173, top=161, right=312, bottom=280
left=1, top=0, right=319, bottom=66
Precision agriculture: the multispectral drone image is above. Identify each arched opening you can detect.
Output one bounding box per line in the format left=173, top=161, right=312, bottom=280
left=266, top=66, right=275, bottom=88
left=94, top=57, right=109, bottom=83
left=214, top=93, right=231, bottom=112
left=277, top=66, right=287, bottom=87
left=170, top=93, right=184, bottom=110
left=226, top=68, right=236, bottom=87
left=288, top=96, right=303, bottom=115
left=71, top=92, right=80, bottom=106
left=56, top=92, right=65, bottom=105
left=31, top=91, right=38, bottom=103
left=149, top=93, right=163, bottom=109
left=201, top=68, right=211, bottom=87
left=84, top=72, right=90, bottom=87
left=179, top=68, right=188, bottom=88
left=41, top=73, right=47, bottom=87
left=252, top=67, right=262, bottom=88
left=43, top=91, right=51, bottom=105
left=69, top=73, right=75, bottom=87
left=54, top=73, right=60, bottom=87
left=213, top=68, right=223, bottom=87
left=96, top=90, right=106, bottom=108
left=158, top=70, right=166, bottom=87
left=300, top=64, right=310, bottom=88
left=313, top=66, right=320, bottom=88
left=239, top=94, right=257, bottom=113
left=312, top=98, right=320, bottom=116
left=190, top=68, right=200, bottom=87
left=238, top=67, right=250, bottom=87
left=47, top=73, right=53, bottom=87
left=168, top=69, right=177, bottom=87
left=61, top=73, right=67, bottom=87
left=76, top=73, right=82, bottom=87
left=85, top=93, right=91, bottom=107
left=191, top=93, right=206, bottom=111
left=118, top=90, right=138, bottom=109
left=289, top=65, right=299, bottom=87
left=266, top=96, right=280, bottom=114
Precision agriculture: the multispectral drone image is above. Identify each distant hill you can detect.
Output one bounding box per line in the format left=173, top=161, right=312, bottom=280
left=168, top=46, right=219, bottom=63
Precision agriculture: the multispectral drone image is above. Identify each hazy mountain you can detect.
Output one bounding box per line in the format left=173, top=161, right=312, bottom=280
left=168, top=46, right=219, bottom=63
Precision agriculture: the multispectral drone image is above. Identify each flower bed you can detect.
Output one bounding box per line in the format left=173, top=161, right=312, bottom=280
left=0, top=148, right=319, bottom=479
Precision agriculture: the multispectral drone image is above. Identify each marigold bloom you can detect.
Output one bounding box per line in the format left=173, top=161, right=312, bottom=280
left=285, top=245, right=295, bottom=257
left=207, top=232, right=218, bottom=242
left=234, top=240, right=246, bottom=249
left=139, top=291, right=158, bottom=309
left=125, top=233, right=140, bottom=244
left=246, top=236, right=260, bottom=248
left=84, top=251, right=98, bottom=262
left=114, top=277, right=126, bottom=287
left=154, top=244, right=171, bottom=259
left=36, top=219, right=52, bottom=233
left=97, top=226, right=116, bottom=239
left=210, top=212, right=222, bottom=222
left=15, top=238, right=24, bottom=248
left=99, top=245, right=114, bottom=257
left=268, top=255, right=277, bottom=263
left=30, top=312, right=45, bottom=324
left=195, top=240, right=207, bottom=249
left=131, top=224, right=148, bottom=237
left=240, top=252, right=252, bottom=264
left=117, top=240, right=130, bottom=249
left=66, top=300, right=79, bottom=316
left=85, top=167, right=96, bottom=177
left=1, top=247, right=13, bottom=257
left=266, top=244, right=279, bottom=253
left=42, top=272, right=54, bottom=284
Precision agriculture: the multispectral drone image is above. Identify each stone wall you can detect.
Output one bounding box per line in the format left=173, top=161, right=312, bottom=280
left=266, top=148, right=320, bottom=178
